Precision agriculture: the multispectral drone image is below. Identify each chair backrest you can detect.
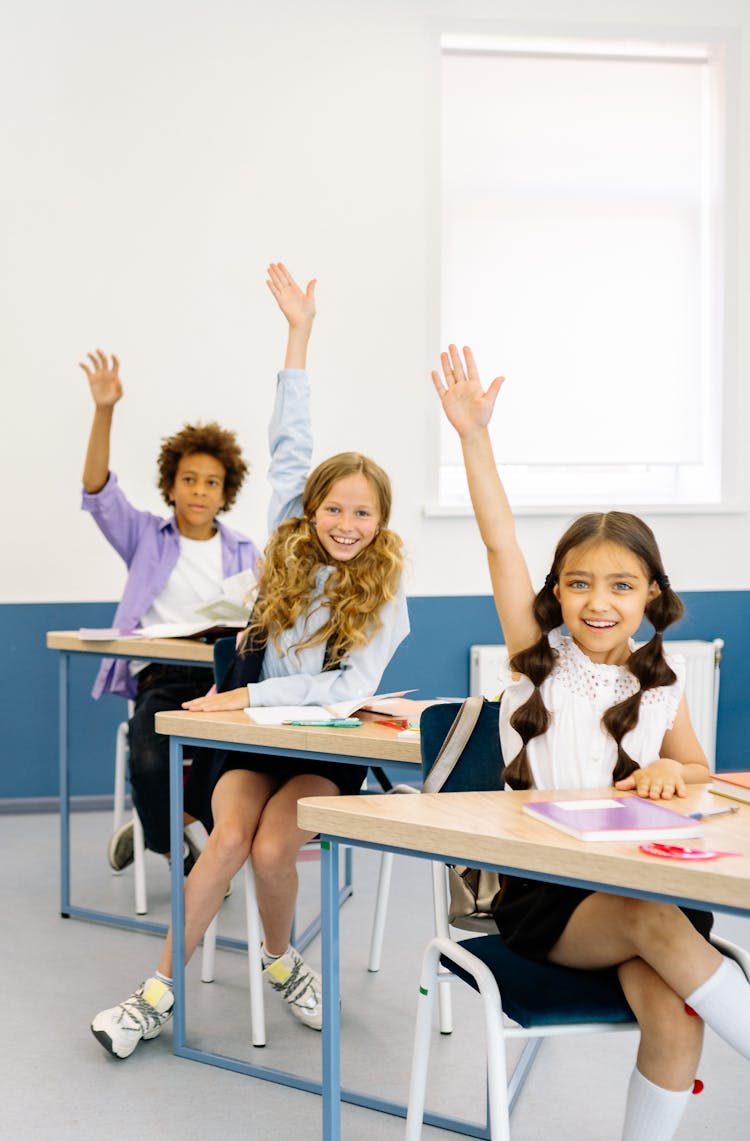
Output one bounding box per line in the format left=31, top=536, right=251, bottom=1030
left=420, top=699, right=504, bottom=792
left=213, top=635, right=238, bottom=689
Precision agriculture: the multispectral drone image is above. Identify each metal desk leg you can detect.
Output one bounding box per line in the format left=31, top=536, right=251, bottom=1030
left=59, top=652, right=71, bottom=917
left=169, top=736, right=187, bottom=1054
left=321, top=837, right=342, bottom=1141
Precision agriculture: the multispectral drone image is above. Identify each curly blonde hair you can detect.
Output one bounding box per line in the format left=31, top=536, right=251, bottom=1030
left=242, top=452, right=404, bottom=665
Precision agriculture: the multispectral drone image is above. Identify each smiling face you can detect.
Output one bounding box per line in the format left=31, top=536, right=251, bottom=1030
left=311, top=472, right=381, bottom=562
left=554, top=540, right=659, bottom=664
left=169, top=452, right=226, bottom=540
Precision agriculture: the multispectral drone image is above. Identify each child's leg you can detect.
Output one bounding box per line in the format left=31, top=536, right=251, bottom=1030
left=548, top=893, right=750, bottom=1060
left=250, top=772, right=340, bottom=955
left=127, top=666, right=213, bottom=853
left=617, top=957, right=701, bottom=1141
left=157, top=768, right=278, bottom=977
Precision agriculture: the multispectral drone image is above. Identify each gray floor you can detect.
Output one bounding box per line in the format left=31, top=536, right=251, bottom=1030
left=1, top=808, right=748, bottom=1140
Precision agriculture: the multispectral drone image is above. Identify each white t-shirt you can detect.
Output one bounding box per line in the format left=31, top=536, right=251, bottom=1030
left=499, top=627, right=685, bottom=790
left=131, top=532, right=224, bottom=676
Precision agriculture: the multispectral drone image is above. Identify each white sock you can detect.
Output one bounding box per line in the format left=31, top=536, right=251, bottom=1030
left=154, top=969, right=173, bottom=988
left=622, top=1069, right=691, bottom=1141
left=184, top=821, right=207, bottom=851
left=686, top=957, right=750, bottom=1058
left=261, top=944, right=288, bottom=968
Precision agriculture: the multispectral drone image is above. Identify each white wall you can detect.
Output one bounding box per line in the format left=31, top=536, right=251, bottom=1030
left=2, top=0, right=749, bottom=604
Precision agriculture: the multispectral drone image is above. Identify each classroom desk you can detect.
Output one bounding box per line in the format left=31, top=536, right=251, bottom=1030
left=297, top=786, right=750, bottom=1141
left=46, top=630, right=214, bottom=934
left=154, top=708, right=421, bottom=1094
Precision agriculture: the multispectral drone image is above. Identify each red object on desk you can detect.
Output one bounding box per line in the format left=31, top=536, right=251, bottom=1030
left=375, top=718, right=410, bottom=730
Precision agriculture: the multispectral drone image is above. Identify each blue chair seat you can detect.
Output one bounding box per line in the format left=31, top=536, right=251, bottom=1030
left=446, top=935, right=634, bottom=1027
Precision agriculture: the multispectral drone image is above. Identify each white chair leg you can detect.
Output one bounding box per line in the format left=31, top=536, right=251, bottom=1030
left=405, top=941, right=441, bottom=1140
left=112, top=721, right=129, bottom=836
left=201, top=914, right=218, bottom=982
left=430, top=862, right=454, bottom=1034
left=132, top=810, right=148, bottom=915
left=367, top=851, right=394, bottom=972
left=244, top=861, right=267, bottom=1047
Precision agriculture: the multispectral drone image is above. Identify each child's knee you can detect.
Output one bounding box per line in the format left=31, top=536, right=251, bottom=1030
left=251, top=833, right=297, bottom=880
left=208, top=819, right=253, bottom=868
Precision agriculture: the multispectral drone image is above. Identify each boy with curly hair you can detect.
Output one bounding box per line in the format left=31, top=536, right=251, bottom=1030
left=79, top=350, right=260, bottom=873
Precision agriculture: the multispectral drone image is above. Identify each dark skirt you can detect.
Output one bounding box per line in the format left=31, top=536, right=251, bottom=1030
left=492, top=875, right=714, bottom=963
left=184, top=746, right=366, bottom=833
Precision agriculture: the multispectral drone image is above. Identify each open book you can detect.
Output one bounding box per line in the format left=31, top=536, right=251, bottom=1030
left=245, top=691, right=416, bottom=727
left=522, top=796, right=703, bottom=842
left=79, top=569, right=256, bottom=643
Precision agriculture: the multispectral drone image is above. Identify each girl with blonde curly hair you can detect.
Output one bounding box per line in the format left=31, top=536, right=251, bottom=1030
left=91, top=264, right=408, bottom=1057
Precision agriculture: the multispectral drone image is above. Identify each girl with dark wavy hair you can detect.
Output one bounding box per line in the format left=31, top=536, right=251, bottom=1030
left=433, top=343, right=750, bottom=1141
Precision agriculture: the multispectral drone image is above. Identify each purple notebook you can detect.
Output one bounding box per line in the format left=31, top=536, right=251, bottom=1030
left=522, top=797, right=703, bottom=842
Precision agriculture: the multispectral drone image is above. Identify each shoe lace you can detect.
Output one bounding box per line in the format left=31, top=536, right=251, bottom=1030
left=120, top=991, right=168, bottom=1033
left=268, top=957, right=321, bottom=1010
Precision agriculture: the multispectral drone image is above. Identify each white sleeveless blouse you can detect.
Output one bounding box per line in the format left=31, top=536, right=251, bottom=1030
left=499, top=627, right=685, bottom=790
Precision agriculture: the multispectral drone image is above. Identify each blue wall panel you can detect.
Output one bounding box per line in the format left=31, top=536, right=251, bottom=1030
left=2, top=592, right=747, bottom=800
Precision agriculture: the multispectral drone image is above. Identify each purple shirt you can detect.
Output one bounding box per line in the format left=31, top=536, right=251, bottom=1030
left=82, top=472, right=261, bottom=699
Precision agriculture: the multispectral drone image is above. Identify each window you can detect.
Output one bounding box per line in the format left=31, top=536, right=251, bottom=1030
left=436, top=33, right=731, bottom=510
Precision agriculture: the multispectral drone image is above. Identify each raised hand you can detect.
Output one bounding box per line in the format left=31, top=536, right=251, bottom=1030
left=431, top=344, right=505, bottom=438
left=266, top=262, right=316, bottom=330
left=79, top=349, right=123, bottom=408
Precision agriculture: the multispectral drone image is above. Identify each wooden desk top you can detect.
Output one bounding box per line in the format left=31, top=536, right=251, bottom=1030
left=298, top=787, right=750, bottom=912
left=154, top=708, right=422, bottom=766
left=46, top=630, right=214, bottom=664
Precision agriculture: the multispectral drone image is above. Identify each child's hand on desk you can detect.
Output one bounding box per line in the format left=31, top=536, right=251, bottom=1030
left=182, top=687, right=248, bottom=712
left=615, top=758, right=687, bottom=801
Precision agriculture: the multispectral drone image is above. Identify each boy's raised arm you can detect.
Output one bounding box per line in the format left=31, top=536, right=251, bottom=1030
left=79, top=349, right=123, bottom=493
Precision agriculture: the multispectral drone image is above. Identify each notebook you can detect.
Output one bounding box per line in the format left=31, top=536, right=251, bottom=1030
left=709, top=772, right=750, bottom=806
left=522, top=796, right=703, bottom=842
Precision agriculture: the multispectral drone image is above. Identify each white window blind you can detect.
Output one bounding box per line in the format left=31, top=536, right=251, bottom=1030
left=438, top=35, right=726, bottom=509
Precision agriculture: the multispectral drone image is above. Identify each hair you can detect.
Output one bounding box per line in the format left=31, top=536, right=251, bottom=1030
left=156, top=422, right=248, bottom=511
left=504, top=511, right=684, bottom=790
left=241, top=451, right=404, bottom=666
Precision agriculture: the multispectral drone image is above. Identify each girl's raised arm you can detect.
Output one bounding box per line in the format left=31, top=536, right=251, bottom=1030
left=266, top=262, right=316, bottom=370
left=79, top=349, right=123, bottom=493
left=432, top=344, right=538, bottom=656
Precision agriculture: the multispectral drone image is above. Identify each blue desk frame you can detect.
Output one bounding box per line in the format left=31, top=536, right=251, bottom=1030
left=313, top=818, right=750, bottom=1141
left=166, top=725, right=415, bottom=1092
left=54, top=639, right=353, bottom=955
left=56, top=642, right=215, bottom=935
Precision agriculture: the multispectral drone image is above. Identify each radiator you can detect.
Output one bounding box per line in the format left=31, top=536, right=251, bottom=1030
left=469, top=638, right=724, bottom=770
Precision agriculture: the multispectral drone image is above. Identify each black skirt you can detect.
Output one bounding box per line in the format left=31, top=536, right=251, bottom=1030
left=184, top=746, right=366, bottom=833
left=492, top=875, right=714, bottom=962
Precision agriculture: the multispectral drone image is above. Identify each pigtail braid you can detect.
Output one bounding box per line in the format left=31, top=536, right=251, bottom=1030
left=602, top=584, right=684, bottom=783
left=504, top=582, right=562, bottom=790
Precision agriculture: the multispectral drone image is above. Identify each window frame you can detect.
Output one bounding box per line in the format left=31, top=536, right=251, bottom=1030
left=424, top=24, right=741, bottom=518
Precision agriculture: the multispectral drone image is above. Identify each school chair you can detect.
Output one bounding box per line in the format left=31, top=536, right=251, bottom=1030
left=404, top=704, right=750, bottom=1139
left=366, top=700, right=504, bottom=1031
left=405, top=928, right=750, bottom=1140
left=111, top=701, right=149, bottom=915
left=111, top=641, right=229, bottom=916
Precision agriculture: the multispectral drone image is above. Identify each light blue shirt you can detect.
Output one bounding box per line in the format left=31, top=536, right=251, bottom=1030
left=246, top=369, right=409, bottom=707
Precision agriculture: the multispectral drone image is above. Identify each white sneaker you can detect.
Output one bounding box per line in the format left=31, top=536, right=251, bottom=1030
left=263, top=947, right=323, bottom=1030
left=91, top=977, right=174, bottom=1058
left=107, top=820, right=134, bottom=871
